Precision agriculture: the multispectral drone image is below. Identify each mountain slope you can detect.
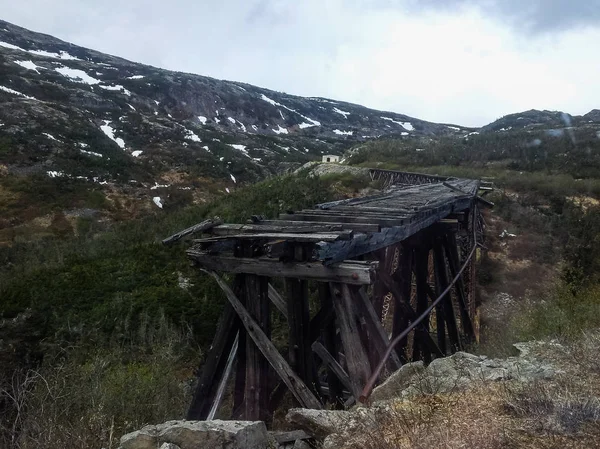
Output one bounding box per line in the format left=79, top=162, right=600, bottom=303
left=0, top=19, right=471, bottom=190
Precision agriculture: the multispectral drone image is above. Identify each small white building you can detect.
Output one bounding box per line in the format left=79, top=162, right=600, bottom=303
left=322, top=155, right=340, bottom=163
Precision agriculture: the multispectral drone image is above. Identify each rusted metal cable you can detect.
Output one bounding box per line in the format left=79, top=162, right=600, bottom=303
left=359, top=239, right=480, bottom=403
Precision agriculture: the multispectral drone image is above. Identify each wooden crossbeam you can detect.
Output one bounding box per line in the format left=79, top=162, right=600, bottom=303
left=193, top=231, right=352, bottom=244
left=311, top=341, right=355, bottom=398
left=267, top=283, right=288, bottom=319
left=209, top=223, right=345, bottom=235
left=188, top=251, right=378, bottom=284
left=203, top=270, right=322, bottom=410
left=162, top=218, right=223, bottom=245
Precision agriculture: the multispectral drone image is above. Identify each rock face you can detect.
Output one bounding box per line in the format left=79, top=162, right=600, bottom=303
left=371, top=345, right=557, bottom=402
left=118, top=420, right=271, bottom=449
left=287, top=342, right=560, bottom=446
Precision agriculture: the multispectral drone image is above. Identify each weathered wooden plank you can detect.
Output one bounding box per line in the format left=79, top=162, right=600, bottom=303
left=188, top=252, right=378, bottom=285
left=187, top=303, right=239, bottom=420
left=316, top=197, right=474, bottom=264
left=162, top=218, right=223, bottom=245
left=203, top=270, right=322, bottom=410
left=413, top=247, right=432, bottom=363
left=279, top=213, right=406, bottom=227
left=392, top=245, right=413, bottom=363
left=311, top=341, right=355, bottom=398
left=209, top=223, right=345, bottom=235
left=444, top=232, right=475, bottom=342
left=243, top=273, right=271, bottom=422
left=329, top=282, right=371, bottom=399
left=207, top=332, right=238, bottom=419
left=193, top=231, right=352, bottom=244
left=286, top=278, right=313, bottom=389
left=318, top=283, right=343, bottom=405
left=353, top=286, right=401, bottom=371
left=259, top=219, right=380, bottom=233
left=434, top=242, right=460, bottom=354
left=268, top=283, right=288, bottom=319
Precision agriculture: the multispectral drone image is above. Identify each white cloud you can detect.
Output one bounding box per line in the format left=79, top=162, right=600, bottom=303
left=1, top=1, right=599, bottom=126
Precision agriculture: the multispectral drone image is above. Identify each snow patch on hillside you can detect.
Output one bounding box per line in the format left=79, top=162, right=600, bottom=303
left=184, top=128, right=201, bottom=142
left=55, top=66, right=100, bottom=84
left=381, top=116, right=414, bottom=131
left=260, top=94, right=321, bottom=127
left=333, top=107, right=350, bottom=118
left=0, top=85, right=37, bottom=100
left=131, top=150, right=143, bottom=157
left=153, top=197, right=163, bottom=209
left=333, top=129, right=353, bottom=136
left=100, top=121, right=125, bottom=148
left=272, top=125, right=288, bottom=135
left=14, top=60, right=40, bottom=73
left=228, top=144, right=249, bottom=157
left=198, top=116, right=207, bottom=125
left=99, top=84, right=132, bottom=96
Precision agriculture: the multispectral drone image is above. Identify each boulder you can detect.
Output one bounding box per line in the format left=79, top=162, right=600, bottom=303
left=285, top=409, right=351, bottom=439
left=119, top=420, right=270, bottom=449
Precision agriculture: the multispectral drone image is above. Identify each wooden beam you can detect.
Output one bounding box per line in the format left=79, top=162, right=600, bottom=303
left=162, top=218, right=223, bottom=245
left=188, top=251, right=378, bottom=285
left=258, top=219, right=380, bottom=233
left=329, top=282, right=371, bottom=399
left=286, top=278, right=313, bottom=390
left=352, top=286, right=401, bottom=371
left=413, top=248, right=432, bottom=363
left=243, top=273, right=271, bottom=422
left=203, top=270, right=322, bottom=410
left=318, top=283, right=343, bottom=405
left=443, top=232, right=475, bottom=343
left=268, top=283, right=288, bottom=319
left=193, top=231, right=352, bottom=244
left=392, top=245, right=413, bottom=363
left=209, top=223, right=345, bottom=235
left=312, top=341, right=355, bottom=399
left=186, top=303, right=239, bottom=420
left=433, top=241, right=461, bottom=353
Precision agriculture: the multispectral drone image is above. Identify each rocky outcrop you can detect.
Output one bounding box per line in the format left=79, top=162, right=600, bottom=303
left=118, top=420, right=271, bottom=449
left=371, top=343, right=557, bottom=402
left=287, top=342, right=560, bottom=446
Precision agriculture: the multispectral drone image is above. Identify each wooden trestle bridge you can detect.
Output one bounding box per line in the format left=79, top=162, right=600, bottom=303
left=165, top=168, right=491, bottom=424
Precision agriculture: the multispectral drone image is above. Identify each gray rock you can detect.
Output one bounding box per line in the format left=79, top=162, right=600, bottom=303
left=370, top=361, right=425, bottom=402
left=119, top=420, right=269, bottom=449
left=160, top=444, right=182, bottom=449
left=286, top=408, right=351, bottom=439
left=292, top=440, right=311, bottom=449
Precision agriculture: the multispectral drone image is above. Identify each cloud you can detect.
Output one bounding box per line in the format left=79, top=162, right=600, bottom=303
left=409, top=0, right=600, bottom=34
left=1, top=0, right=599, bottom=127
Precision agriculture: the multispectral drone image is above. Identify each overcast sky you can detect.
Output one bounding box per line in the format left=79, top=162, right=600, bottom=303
left=2, top=0, right=600, bottom=126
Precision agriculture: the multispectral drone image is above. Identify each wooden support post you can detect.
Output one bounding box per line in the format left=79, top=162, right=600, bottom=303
left=379, top=269, right=443, bottom=361
left=286, top=278, right=313, bottom=390
left=318, top=283, right=343, bottom=405
left=372, top=248, right=390, bottom=317
left=392, top=245, right=413, bottom=363
left=352, top=286, right=401, bottom=371
left=329, top=282, right=371, bottom=400
left=433, top=241, right=461, bottom=353
left=413, top=248, right=432, bottom=363
left=204, top=270, right=322, bottom=410
left=312, top=341, right=355, bottom=398
left=186, top=303, right=239, bottom=420
left=244, top=273, right=271, bottom=422
left=443, top=232, right=475, bottom=342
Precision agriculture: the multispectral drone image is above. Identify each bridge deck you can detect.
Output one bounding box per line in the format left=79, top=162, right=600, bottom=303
left=185, top=172, right=481, bottom=267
